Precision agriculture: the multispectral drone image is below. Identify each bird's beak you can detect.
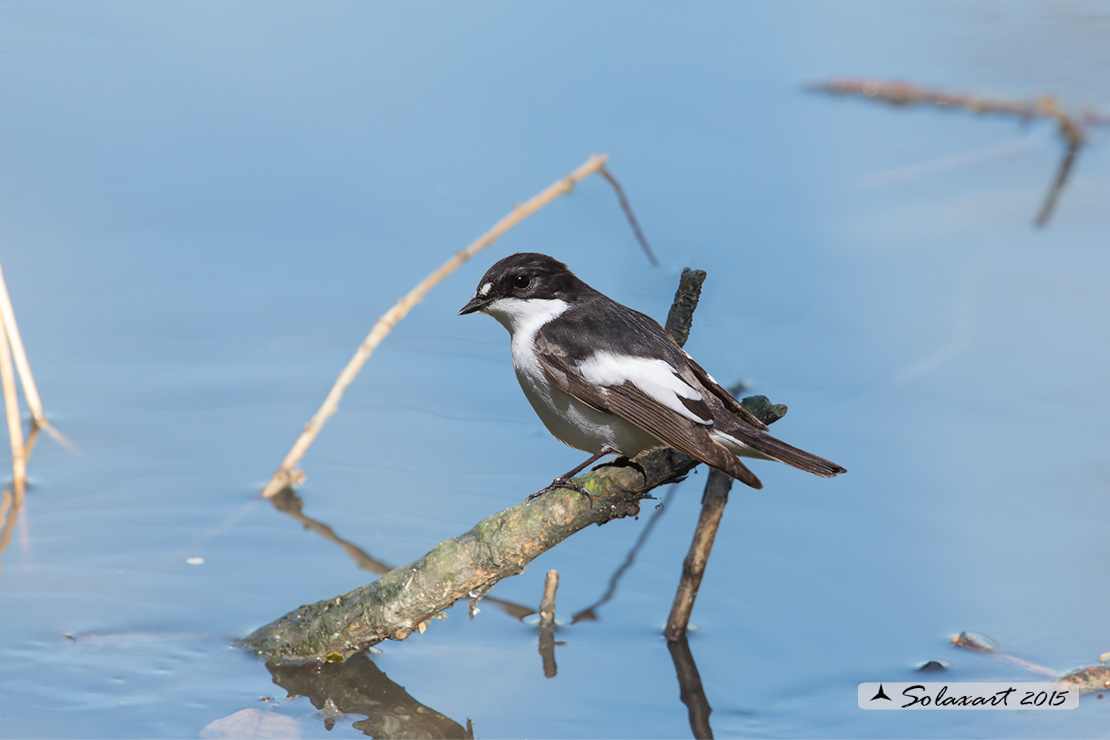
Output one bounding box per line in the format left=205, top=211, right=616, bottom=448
left=458, top=296, right=490, bottom=316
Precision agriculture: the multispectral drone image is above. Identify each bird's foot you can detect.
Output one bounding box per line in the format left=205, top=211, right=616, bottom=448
left=527, top=475, right=593, bottom=508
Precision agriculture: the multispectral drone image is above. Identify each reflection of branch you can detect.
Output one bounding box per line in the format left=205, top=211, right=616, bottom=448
left=266, top=653, right=470, bottom=738
left=807, top=77, right=1109, bottom=228
left=261, top=153, right=658, bottom=499
left=267, top=486, right=536, bottom=621
left=667, top=635, right=713, bottom=740
left=0, top=425, right=37, bottom=572
left=571, top=485, right=678, bottom=624
left=0, top=489, right=17, bottom=574
left=268, top=488, right=392, bottom=575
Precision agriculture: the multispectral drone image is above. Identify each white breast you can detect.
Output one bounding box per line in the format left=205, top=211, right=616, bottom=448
left=483, top=297, right=661, bottom=456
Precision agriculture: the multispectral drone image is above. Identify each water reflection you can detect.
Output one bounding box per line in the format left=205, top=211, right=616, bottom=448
left=265, top=486, right=536, bottom=621
left=667, top=636, right=714, bottom=740
left=266, top=653, right=471, bottom=738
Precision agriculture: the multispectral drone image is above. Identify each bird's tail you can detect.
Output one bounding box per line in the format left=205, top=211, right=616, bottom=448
left=711, top=427, right=846, bottom=478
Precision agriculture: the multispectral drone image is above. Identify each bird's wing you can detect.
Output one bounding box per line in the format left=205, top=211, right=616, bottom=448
left=533, top=332, right=763, bottom=489
left=679, top=354, right=769, bottom=431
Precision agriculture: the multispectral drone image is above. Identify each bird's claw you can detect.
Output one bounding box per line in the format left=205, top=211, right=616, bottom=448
left=528, top=476, right=594, bottom=508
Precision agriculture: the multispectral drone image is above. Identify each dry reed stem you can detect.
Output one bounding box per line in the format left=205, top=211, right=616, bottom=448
left=261, top=153, right=612, bottom=498
left=0, top=264, right=44, bottom=422
left=0, top=324, right=25, bottom=505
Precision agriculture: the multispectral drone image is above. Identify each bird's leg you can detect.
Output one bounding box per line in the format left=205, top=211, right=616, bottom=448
left=527, top=446, right=616, bottom=506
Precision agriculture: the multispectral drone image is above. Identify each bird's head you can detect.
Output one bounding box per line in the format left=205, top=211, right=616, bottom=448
left=458, top=252, right=584, bottom=334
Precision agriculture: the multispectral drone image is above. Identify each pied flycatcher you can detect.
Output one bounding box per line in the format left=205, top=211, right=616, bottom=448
left=459, top=252, right=845, bottom=495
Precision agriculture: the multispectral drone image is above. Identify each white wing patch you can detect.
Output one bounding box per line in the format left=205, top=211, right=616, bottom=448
left=578, top=351, right=711, bottom=425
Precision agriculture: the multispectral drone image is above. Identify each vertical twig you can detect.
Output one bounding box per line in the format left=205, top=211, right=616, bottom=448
left=664, top=269, right=706, bottom=348
left=1034, top=141, right=1080, bottom=228
left=538, top=569, right=559, bottom=629
left=664, top=470, right=733, bottom=640
left=261, top=154, right=614, bottom=499
left=538, top=569, right=559, bottom=678
left=0, top=325, right=25, bottom=506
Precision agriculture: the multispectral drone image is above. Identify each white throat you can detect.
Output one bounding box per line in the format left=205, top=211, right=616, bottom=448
left=482, top=297, right=570, bottom=339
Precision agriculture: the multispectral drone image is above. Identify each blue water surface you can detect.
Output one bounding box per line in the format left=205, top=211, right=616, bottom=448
left=1, top=2, right=1108, bottom=737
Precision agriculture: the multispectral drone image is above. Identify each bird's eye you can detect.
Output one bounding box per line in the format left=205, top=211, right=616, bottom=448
left=513, top=275, right=531, bottom=290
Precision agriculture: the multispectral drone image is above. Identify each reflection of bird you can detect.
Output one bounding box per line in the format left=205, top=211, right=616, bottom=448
left=459, top=252, right=846, bottom=495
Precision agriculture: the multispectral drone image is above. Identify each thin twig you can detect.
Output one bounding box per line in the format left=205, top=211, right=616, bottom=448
left=538, top=569, right=559, bottom=679
left=0, top=325, right=25, bottom=506
left=664, top=470, right=732, bottom=640
left=1034, top=139, right=1080, bottom=229
left=260, top=154, right=613, bottom=499
left=600, top=167, right=659, bottom=266
left=538, top=569, right=559, bottom=630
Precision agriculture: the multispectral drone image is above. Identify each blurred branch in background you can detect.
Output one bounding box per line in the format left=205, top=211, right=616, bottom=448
left=260, top=154, right=658, bottom=500
left=807, top=77, right=1110, bottom=228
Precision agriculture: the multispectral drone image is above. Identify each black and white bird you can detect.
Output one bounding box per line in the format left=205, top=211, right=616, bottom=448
left=458, top=252, right=845, bottom=495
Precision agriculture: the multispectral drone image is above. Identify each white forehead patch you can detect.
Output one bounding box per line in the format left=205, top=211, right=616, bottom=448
left=579, top=351, right=710, bottom=425
left=478, top=282, right=492, bottom=298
